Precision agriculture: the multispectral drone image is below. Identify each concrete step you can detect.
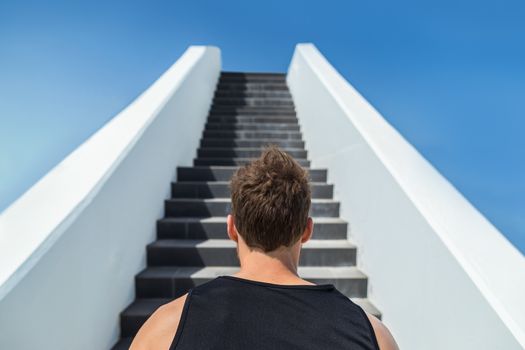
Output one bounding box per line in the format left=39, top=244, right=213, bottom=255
left=157, top=217, right=347, bottom=240
left=219, top=76, right=286, bottom=83
left=171, top=181, right=331, bottom=199
left=209, top=107, right=295, bottom=116
left=193, top=157, right=310, bottom=167
left=214, top=91, right=292, bottom=99
left=136, top=266, right=367, bottom=298
left=219, top=77, right=286, bottom=84
left=221, top=72, right=286, bottom=79
left=117, top=295, right=380, bottom=340
left=212, top=97, right=294, bottom=107
left=220, top=75, right=286, bottom=82
left=207, top=116, right=298, bottom=124
left=205, top=122, right=300, bottom=131
left=147, top=239, right=355, bottom=267
left=216, top=82, right=289, bottom=92
left=176, top=166, right=327, bottom=182
left=200, top=139, right=305, bottom=149
left=111, top=338, right=132, bottom=350
left=202, top=130, right=303, bottom=140
left=209, top=113, right=297, bottom=119
left=213, top=96, right=292, bottom=102
left=196, top=147, right=306, bottom=159
left=118, top=299, right=167, bottom=339
left=164, top=198, right=339, bottom=218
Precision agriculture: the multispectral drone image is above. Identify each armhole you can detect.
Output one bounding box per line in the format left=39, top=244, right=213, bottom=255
left=355, top=304, right=381, bottom=350
left=168, top=289, right=194, bottom=350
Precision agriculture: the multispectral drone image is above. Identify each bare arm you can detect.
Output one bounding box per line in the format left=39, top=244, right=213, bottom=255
left=129, top=293, right=188, bottom=350
left=366, top=311, right=400, bottom=350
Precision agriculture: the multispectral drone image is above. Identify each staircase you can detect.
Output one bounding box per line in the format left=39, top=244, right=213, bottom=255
left=111, top=72, right=381, bottom=349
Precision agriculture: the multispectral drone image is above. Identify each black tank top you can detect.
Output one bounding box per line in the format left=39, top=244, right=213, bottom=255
left=168, top=275, right=380, bottom=349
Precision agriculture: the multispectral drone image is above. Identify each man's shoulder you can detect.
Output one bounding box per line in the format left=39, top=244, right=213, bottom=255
left=364, top=311, right=399, bottom=350
left=129, top=293, right=189, bottom=350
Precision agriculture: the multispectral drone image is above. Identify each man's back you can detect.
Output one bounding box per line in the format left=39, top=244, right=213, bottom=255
left=164, top=275, right=379, bottom=350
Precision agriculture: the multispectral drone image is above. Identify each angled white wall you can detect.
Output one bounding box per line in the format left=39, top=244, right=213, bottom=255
left=287, top=43, right=525, bottom=349
left=0, top=46, right=221, bottom=349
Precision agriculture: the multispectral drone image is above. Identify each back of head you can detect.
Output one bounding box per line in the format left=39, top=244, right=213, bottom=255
left=229, top=145, right=312, bottom=253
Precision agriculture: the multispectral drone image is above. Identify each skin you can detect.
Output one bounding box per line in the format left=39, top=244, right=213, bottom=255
left=130, top=215, right=399, bottom=350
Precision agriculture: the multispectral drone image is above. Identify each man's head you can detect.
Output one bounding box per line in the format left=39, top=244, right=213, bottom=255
left=227, top=145, right=313, bottom=253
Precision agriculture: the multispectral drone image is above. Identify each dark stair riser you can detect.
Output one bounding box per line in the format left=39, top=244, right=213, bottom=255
left=213, top=98, right=294, bottom=107
left=213, top=96, right=292, bottom=102
left=157, top=219, right=347, bottom=240
left=215, top=83, right=290, bottom=92
left=146, top=244, right=356, bottom=267
left=194, top=158, right=310, bottom=167
left=218, top=77, right=287, bottom=84
left=200, top=139, right=305, bottom=148
left=177, top=167, right=327, bottom=182
left=207, top=116, right=299, bottom=124
left=205, top=123, right=301, bottom=131
left=211, top=104, right=294, bottom=110
left=209, top=108, right=296, bottom=116
left=202, top=130, right=303, bottom=139
left=214, top=91, right=292, bottom=99
left=171, top=182, right=330, bottom=199
left=164, top=199, right=339, bottom=218
left=197, top=148, right=306, bottom=158
left=221, top=72, right=286, bottom=78
left=112, top=338, right=132, bottom=350
left=135, top=273, right=366, bottom=299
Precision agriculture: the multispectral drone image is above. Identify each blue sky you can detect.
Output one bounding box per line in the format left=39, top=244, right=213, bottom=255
left=1, top=0, right=523, bottom=254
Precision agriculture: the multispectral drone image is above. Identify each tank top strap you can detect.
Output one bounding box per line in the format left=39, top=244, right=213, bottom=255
left=168, top=288, right=194, bottom=350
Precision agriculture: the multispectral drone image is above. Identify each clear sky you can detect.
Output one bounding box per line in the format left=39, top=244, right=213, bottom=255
left=1, top=0, right=523, bottom=254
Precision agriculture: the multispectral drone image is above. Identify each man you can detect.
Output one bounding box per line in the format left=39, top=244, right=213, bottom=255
left=131, top=145, right=399, bottom=349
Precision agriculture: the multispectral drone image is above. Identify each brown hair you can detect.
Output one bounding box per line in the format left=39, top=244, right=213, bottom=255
left=229, top=144, right=311, bottom=252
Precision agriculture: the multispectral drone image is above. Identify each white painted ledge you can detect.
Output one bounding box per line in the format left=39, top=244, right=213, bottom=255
left=287, top=43, right=525, bottom=349
left=0, top=45, right=221, bottom=349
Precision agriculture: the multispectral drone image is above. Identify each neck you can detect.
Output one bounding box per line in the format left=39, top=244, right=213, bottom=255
left=233, top=240, right=311, bottom=284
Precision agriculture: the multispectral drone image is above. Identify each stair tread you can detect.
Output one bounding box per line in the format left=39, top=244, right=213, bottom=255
left=194, top=158, right=310, bottom=165
left=138, top=266, right=366, bottom=279
left=179, top=165, right=323, bottom=170
left=213, top=96, right=292, bottom=99
left=207, top=123, right=299, bottom=126
left=210, top=112, right=296, bottom=116
left=218, top=78, right=287, bottom=83
left=158, top=216, right=344, bottom=224
left=216, top=86, right=289, bottom=90
left=166, top=198, right=337, bottom=203
left=197, top=147, right=305, bottom=151
left=203, top=134, right=302, bottom=137
left=171, top=181, right=328, bottom=185
left=149, top=239, right=355, bottom=249
left=194, top=156, right=308, bottom=159
left=200, top=138, right=302, bottom=142
left=221, top=71, right=286, bottom=76
left=206, top=119, right=299, bottom=123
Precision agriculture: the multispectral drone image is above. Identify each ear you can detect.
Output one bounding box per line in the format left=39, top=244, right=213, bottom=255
left=227, top=214, right=239, bottom=243
left=300, top=217, right=314, bottom=243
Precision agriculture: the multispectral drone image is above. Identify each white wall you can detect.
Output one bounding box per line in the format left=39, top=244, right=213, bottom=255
left=287, top=43, right=525, bottom=349
left=0, top=46, right=221, bottom=350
